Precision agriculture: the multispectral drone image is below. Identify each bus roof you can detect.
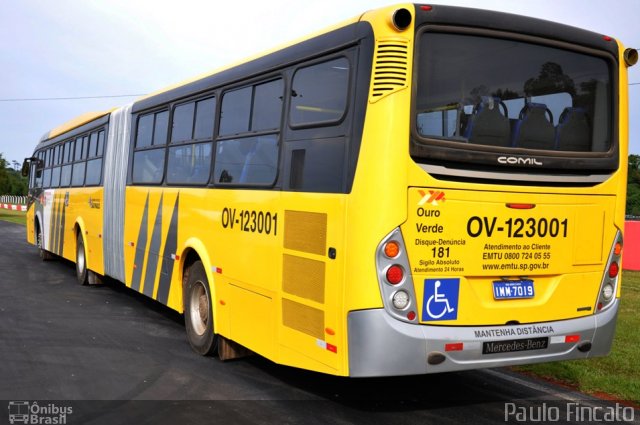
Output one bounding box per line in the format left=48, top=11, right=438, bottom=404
left=131, top=12, right=365, bottom=112
left=41, top=109, right=116, bottom=143
left=36, top=9, right=367, bottom=144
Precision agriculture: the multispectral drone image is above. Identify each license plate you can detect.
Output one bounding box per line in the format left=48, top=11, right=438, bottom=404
left=483, top=337, right=549, bottom=354
left=493, top=280, right=534, bottom=300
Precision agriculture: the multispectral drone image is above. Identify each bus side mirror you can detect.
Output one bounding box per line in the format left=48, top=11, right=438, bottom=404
left=21, top=157, right=40, bottom=177
left=21, top=158, right=32, bottom=177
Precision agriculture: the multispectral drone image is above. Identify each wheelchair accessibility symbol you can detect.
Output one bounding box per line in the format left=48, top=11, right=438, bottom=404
left=423, top=278, right=460, bottom=321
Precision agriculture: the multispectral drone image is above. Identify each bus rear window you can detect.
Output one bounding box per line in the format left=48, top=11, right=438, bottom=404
left=414, top=32, right=612, bottom=154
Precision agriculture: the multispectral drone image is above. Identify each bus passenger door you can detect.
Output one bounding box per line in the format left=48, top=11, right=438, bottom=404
left=274, top=49, right=359, bottom=374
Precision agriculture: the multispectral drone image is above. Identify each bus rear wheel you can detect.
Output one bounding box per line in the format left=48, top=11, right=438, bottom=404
left=184, top=260, right=217, bottom=356
left=75, top=233, right=88, bottom=285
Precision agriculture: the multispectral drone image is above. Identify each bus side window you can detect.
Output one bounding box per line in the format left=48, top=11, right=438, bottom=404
left=284, top=55, right=352, bottom=193
left=132, top=110, right=169, bottom=185
left=85, top=129, right=106, bottom=186
left=132, top=147, right=165, bottom=184
left=167, top=143, right=213, bottom=185
left=289, top=58, right=349, bottom=127
left=43, top=168, right=52, bottom=189
left=166, top=96, right=215, bottom=186
left=214, top=79, right=283, bottom=186
left=214, top=135, right=278, bottom=185
left=34, top=152, right=44, bottom=188
left=219, top=87, right=252, bottom=136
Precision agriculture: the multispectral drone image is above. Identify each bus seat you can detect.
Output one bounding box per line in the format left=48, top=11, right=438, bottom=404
left=555, top=107, right=590, bottom=151
left=512, top=103, right=555, bottom=150
left=463, top=96, right=510, bottom=147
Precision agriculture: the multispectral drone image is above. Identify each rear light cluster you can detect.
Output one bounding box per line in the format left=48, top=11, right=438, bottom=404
left=596, top=232, right=623, bottom=313
left=376, top=228, right=418, bottom=323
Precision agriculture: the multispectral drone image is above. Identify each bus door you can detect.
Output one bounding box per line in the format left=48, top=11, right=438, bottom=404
left=273, top=51, right=357, bottom=373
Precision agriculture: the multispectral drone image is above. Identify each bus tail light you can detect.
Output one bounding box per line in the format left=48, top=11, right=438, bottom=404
left=445, top=343, right=464, bottom=352
left=596, top=232, right=622, bottom=313
left=386, top=265, right=404, bottom=285
left=565, top=335, right=580, bottom=343
left=614, top=242, right=622, bottom=256
left=384, top=241, right=400, bottom=258
left=602, top=283, right=615, bottom=301
left=506, top=203, right=536, bottom=210
left=376, top=228, right=418, bottom=324
left=392, top=290, right=410, bottom=309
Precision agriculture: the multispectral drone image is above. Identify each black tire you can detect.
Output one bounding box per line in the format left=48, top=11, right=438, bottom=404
left=75, top=233, right=88, bottom=285
left=184, top=260, right=217, bottom=355
left=36, top=221, right=54, bottom=261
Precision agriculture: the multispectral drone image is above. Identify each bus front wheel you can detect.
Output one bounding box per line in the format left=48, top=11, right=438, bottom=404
left=36, top=221, right=54, bottom=261
left=75, top=233, right=88, bottom=285
left=184, top=260, right=217, bottom=356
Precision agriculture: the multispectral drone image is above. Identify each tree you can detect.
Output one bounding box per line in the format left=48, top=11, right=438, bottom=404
left=0, top=153, right=28, bottom=196
left=0, top=153, right=8, bottom=192
left=524, top=62, right=576, bottom=97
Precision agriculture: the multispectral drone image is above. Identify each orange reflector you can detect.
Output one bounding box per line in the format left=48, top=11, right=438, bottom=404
left=565, top=335, right=580, bottom=343
left=384, top=241, right=400, bottom=258
left=445, top=343, right=464, bottom=352
left=614, top=242, right=622, bottom=256
left=219, top=300, right=226, bottom=306
left=506, top=203, right=536, bottom=210
left=325, top=327, right=335, bottom=336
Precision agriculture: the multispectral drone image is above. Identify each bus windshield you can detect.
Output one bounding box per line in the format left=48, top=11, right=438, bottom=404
left=414, top=31, right=613, bottom=156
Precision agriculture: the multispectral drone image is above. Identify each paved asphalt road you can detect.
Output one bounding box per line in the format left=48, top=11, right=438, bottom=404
left=0, top=220, right=637, bottom=425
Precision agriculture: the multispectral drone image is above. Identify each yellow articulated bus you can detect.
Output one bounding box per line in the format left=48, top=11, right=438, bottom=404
left=23, top=4, right=636, bottom=376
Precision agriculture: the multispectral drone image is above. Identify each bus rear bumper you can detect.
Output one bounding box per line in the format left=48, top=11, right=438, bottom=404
left=347, top=300, right=618, bottom=377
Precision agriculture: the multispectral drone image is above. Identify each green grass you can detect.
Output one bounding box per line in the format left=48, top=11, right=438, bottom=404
left=516, top=271, right=640, bottom=401
left=0, top=208, right=26, bottom=225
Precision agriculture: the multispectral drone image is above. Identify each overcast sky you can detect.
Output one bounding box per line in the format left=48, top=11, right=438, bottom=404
left=1, top=0, right=638, bottom=168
